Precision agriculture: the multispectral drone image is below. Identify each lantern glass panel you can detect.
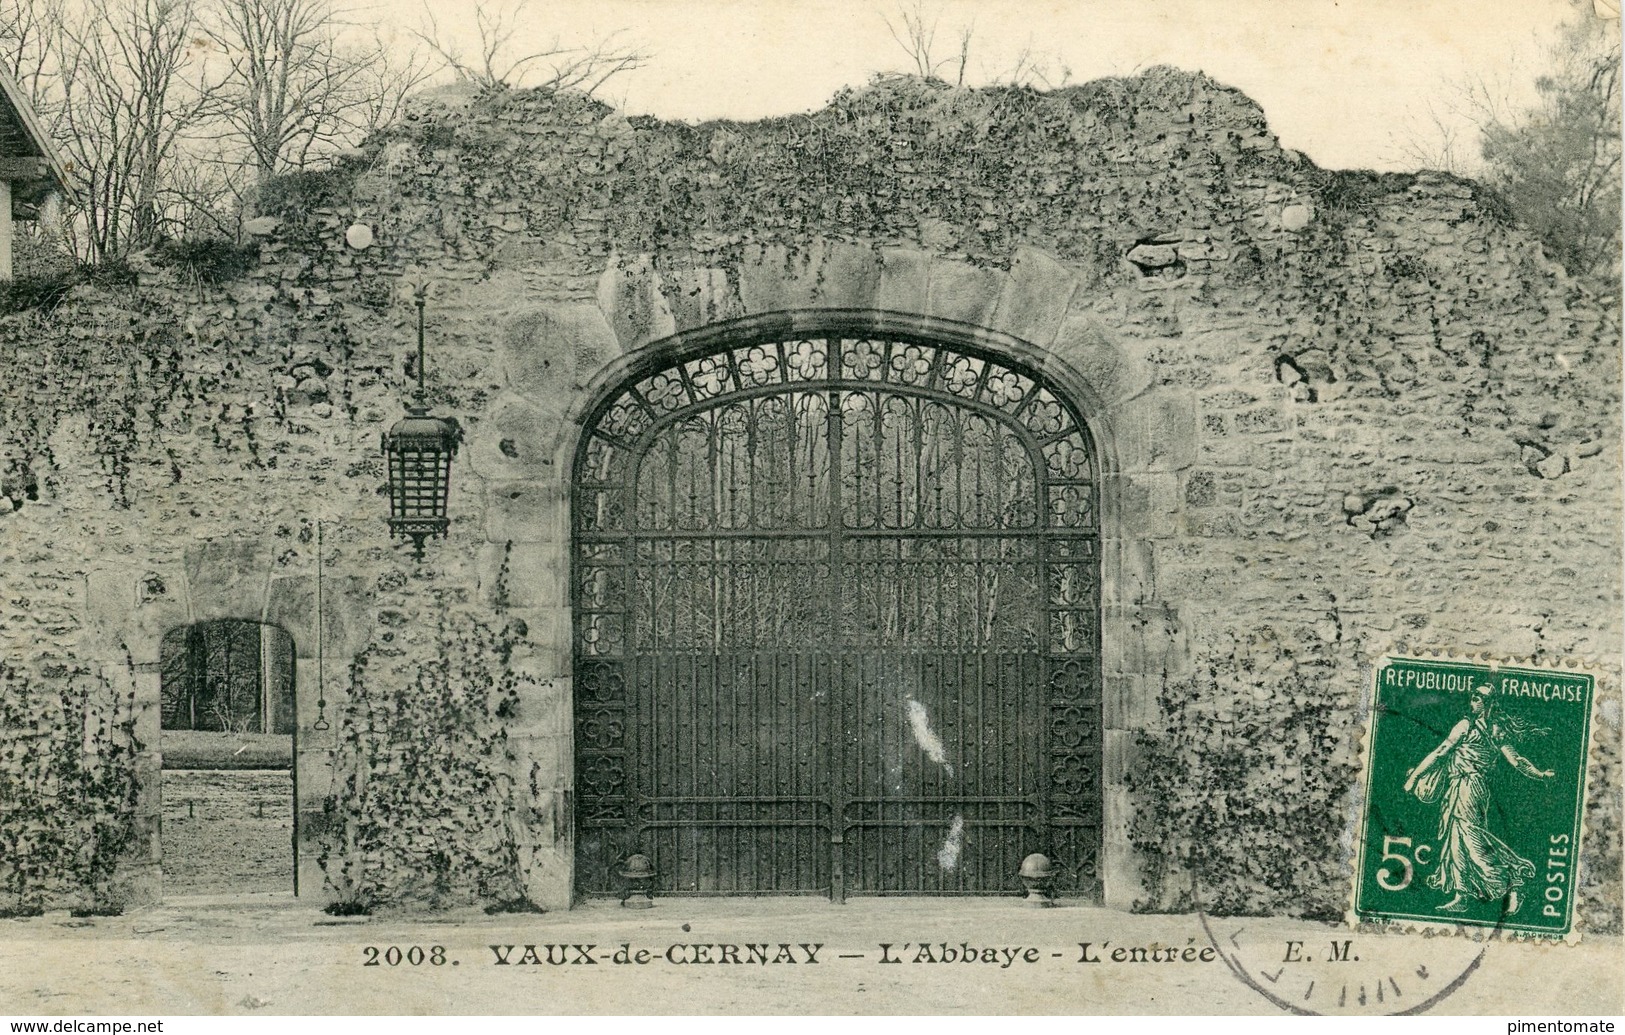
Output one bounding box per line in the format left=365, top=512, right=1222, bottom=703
left=388, top=445, right=451, bottom=519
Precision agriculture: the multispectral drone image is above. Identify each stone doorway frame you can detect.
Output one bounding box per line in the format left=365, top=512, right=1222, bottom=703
left=74, top=243, right=1194, bottom=912
left=84, top=544, right=371, bottom=905
left=519, top=243, right=1199, bottom=909
left=566, top=316, right=1107, bottom=901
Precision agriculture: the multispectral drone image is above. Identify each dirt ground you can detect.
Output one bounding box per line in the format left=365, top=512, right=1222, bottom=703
left=159, top=770, right=295, bottom=896
left=1, top=896, right=1620, bottom=1016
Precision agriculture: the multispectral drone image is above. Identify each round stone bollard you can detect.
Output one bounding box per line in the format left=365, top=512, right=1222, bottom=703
left=620, top=853, right=656, bottom=909
left=1019, top=853, right=1056, bottom=907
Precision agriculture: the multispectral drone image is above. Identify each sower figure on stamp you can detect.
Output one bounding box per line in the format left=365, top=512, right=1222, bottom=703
left=1403, top=683, right=1555, bottom=914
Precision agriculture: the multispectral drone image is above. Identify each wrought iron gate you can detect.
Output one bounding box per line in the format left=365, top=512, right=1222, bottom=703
left=573, top=333, right=1100, bottom=900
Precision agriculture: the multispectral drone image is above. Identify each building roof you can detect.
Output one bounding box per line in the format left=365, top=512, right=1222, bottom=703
left=0, top=67, right=71, bottom=209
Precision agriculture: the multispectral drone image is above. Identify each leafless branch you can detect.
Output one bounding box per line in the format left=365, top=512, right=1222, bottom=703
left=412, top=0, right=645, bottom=94
left=49, top=0, right=217, bottom=261
left=201, top=0, right=416, bottom=187
left=0, top=0, right=67, bottom=104
left=882, top=0, right=944, bottom=79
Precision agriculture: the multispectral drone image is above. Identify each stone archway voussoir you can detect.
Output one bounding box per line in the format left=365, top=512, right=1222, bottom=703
left=986, top=245, right=1081, bottom=350
left=501, top=303, right=620, bottom=400
left=596, top=255, right=676, bottom=353
left=735, top=239, right=884, bottom=316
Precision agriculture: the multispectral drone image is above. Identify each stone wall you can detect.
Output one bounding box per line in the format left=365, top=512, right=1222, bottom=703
left=0, top=68, right=1618, bottom=923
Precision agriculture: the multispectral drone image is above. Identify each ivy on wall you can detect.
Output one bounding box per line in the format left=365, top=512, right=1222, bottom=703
left=1580, top=722, right=1622, bottom=933
left=0, top=658, right=142, bottom=916
left=317, top=554, right=543, bottom=913
left=1127, top=627, right=1365, bottom=921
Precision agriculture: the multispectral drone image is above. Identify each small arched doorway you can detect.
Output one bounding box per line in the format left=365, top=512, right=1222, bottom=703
left=158, top=620, right=298, bottom=896
left=573, top=326, right=1100, bottom=901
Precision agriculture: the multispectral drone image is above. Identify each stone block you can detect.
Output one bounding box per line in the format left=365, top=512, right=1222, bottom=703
left=1104, top=673, right=1163, bottom=732
left=1051, top=310, right=1152, bottom=407
left=1108, top=470, right=1182, bottom=540
left=296, top=748, right=334, bottom=800
left=115, top=861, right=161, bottom=908
left=511, top=676, right=569, bottom=740
left=85, top=566, right=186, bottom=661
left=597, top=255, right=675, bottom=352
left=184, top=538, right=272, bottom=624
left=265, top=576, right=319, bottom=654
left=478, top=539, right=567, bottom=610
left=925, top=258, right=1006, bottom=328
left=298, top=854, right=328, bottom=903
left=465, top=392, right=566, bottom=484
left=989, top=245, right=1081, bottom=349
left=736, top=238, right=881, bottom=314
left=1114, top=391, right=1199, bottom=472
left=1109, top=601, right=1191, bottom=677
left=522, top=824, right=573, bottom=912
left=511, top=732, right=570, bottom=786
left=128, top=810, right=162, bottom=865
left=812, top=240, right=883, bottom=310
left=318, top=576, right=373, bottom=664
left=506, top=605, right=571, bottom=674
left=1101, top=537, right=1157, bottom=608
left=501, top=303, right=619, bottom=401
left=295, top=660, right=344, bottom=729
left=1101, top=729, right=1150, bottom=911
left=660, top=267, right=741, bottom=332
left=875, top=247, right=932, bottom=315
left=130, top=680, right=162, bottom=752
left=735, top=242, right=797, bottom=313
left=485, top=481, right=563, bottom=544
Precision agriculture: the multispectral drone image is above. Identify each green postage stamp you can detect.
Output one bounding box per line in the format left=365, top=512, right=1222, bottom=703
left=1353, top=655, right=1595, bottom=936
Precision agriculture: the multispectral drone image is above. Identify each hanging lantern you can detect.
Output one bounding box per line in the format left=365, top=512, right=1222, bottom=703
left=382, top=284, right=459, bottom=559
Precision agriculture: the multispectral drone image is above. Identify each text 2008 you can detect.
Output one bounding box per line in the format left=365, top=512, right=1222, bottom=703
left=362, top=946, right=449, bottom=966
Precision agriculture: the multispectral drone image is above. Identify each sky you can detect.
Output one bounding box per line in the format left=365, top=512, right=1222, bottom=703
left=400, top=0, right=1611, bottom=173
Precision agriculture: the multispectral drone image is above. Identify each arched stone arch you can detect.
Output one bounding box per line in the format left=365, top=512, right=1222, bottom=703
left=482, top=243, right=1196, bottom=909
left=571, top=317, right=1107, bottom=900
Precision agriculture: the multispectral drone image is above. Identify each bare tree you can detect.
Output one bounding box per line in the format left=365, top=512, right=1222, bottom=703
left=0, top=0, right=75, bottom=270
left=882, top=0, right=971, bottom=84
left=1389, top=103, right=1482, bottom=176
left=951, top=23, right=973, bottom=87
left=1003, top=36, right=1072, bottom=90
left=347, top=27, right=435, bottom=136
left=1388, top=9, right=1620, bottom=292
left=1386, top=51, right=1531, bottom=175
left=414, top=0, right=646, bottom=93
left=882, top=3, right=1073, bottom=89
left=883, top=0, right=943, bottom=79
left=201, top=0, right=431, bottom=188
left=0, top=0, right=66, bottom=104
left=51, top=0, right=216, bottom=261
left=158, top=144, right=251, bottom=240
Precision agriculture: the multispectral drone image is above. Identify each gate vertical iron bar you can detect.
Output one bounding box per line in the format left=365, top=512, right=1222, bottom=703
left=826, top=366, right=846, bottom=901
left=974, top=647, right=984, bottom=889
left=1035, top=649, right=1051, bottom=848
left=729, top=627, right=738, bottom=893
left=768, top=650, right=779, bottom=892
left=932, top=653, right=942, bottom=891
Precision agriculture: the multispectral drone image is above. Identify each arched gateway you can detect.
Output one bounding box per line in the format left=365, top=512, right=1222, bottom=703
left=572, top=324, right=1101, bottom=901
